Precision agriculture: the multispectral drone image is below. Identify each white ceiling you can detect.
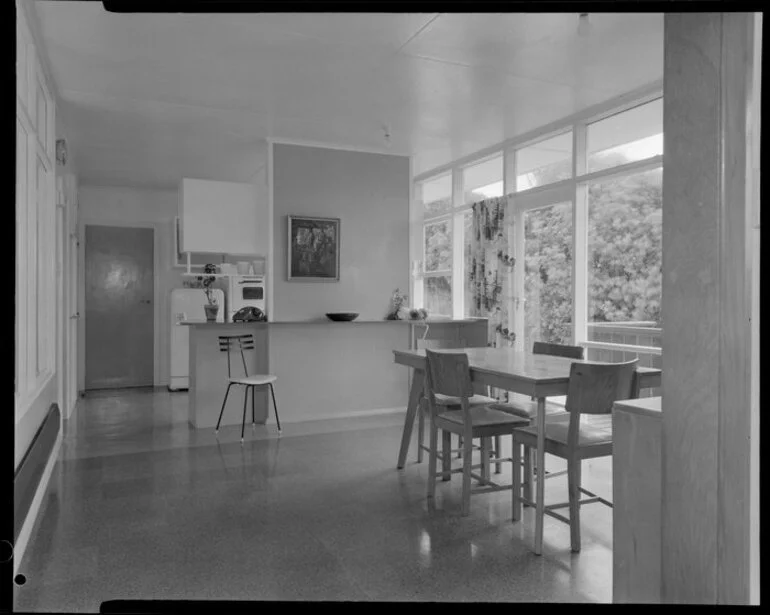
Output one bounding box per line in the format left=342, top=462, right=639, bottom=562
left=32, top=4, right=663, bottom=189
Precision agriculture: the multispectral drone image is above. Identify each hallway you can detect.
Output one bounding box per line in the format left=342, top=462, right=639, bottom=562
left=14, top=388, right=616, bottom=608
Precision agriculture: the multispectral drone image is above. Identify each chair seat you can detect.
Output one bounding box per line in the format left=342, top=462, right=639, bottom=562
left=229, top=374, right=277, bottom=386
left=514, top=415, right=613, bottom=446
left=437, top=405, right=529, bottom=429
left=489, top=396, right=568, bottom=419
left=434, top=393, right=497, bottom=407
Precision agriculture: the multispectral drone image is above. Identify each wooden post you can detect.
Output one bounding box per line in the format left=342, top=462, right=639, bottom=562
left=661, top=12, right=759, bottom=604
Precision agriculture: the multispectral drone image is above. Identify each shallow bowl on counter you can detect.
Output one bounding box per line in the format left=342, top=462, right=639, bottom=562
left=326, top=312, right=360, bottom=322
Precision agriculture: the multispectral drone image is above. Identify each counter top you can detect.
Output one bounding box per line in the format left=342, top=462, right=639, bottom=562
left=181, top=318, right=487, bottom=326
left=613, top=396, right=661, bottom=418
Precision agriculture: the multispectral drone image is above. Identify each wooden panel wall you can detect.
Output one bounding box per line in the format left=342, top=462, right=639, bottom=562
left=661, top=12, right=756, bottom=604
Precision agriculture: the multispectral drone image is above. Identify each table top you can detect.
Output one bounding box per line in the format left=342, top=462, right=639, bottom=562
left=393, top=346, right=661, bottom=385
left=614, top=396, right=662, bottom=417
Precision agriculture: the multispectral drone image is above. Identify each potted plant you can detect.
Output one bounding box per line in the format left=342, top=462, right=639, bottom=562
left=198, top=264, right=219, bottom=322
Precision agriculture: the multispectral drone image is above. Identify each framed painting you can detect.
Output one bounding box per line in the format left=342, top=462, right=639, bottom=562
left=287, top=215, right=341, bottom=281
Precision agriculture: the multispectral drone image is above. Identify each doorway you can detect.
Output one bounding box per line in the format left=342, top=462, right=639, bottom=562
left=84, top=225, right=154, bottom=390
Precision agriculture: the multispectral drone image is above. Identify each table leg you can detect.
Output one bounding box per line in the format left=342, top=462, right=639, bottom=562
left=397, top=368, right=425, bottom=469
left=534, top=397, right=546, bottom=555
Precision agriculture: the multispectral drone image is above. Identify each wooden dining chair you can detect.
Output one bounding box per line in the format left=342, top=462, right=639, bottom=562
left=215, top=334, right=282, bottom=442
left=424, top=349, right=529, bottom=516
left=511, top=358, right=638, bottom=552
left=415, top=338, right=497, bottom=475
left=489, top=341, right=586, bottom=492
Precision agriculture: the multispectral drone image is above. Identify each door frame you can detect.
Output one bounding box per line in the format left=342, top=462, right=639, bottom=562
left=508, top=184, right=576, bottom=351
left=78, top=218, right=162, bottom=391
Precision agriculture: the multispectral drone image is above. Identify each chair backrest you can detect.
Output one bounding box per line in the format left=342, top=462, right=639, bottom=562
left=533, top=340, right=585, bottom=360
left=218, top=334, right=254, bottom=378
left=564, top=359, right=638, bottom=416
left=424, top=349, right=475, bottom=400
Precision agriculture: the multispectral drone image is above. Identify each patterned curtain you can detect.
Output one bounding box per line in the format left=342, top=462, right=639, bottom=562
left=467, top=195, right=517, bottom=391
left=467, top=194, right=517, bottom=399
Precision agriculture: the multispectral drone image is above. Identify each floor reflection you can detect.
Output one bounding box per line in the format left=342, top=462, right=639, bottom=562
left=16, top=387, right=615, bottom=608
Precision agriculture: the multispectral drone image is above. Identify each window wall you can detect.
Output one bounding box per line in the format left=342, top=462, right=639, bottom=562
left=413, top=88, right=663, bottom=367
left=16, top=6, right=56, bottom=416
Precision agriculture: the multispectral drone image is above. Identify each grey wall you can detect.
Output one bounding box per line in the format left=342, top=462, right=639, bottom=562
left=272, top=144, right=410, bottom=321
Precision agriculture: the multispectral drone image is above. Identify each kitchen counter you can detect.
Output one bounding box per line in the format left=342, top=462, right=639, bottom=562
left=612, top=395, right=662, bottom=603
left=181, top=318, right=484, bottom=325
left=184, top=317, right=488, bottom=429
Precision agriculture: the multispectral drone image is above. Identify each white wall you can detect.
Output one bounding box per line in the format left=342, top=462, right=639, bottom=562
left=272, top=143, right=410, bottom=321
left=78, top=185, right=183, bottom=387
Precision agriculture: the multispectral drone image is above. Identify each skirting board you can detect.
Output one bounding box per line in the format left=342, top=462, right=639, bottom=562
left=13, top=431, right=62, bottom=576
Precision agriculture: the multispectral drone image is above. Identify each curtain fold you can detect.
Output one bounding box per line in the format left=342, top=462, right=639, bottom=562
left=467, top=194, right=518, bottom=342
left=467, top=194, right=517, bottom=399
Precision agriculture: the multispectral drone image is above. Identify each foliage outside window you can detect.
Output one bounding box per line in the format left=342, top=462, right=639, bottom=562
left=462, top=155, right=503, bottom=203
left=588, top=168, right=662, bottom=325
left=516, top=132, right=572, bottom=191
left=524, top=202, right=573, bottom=347
left=586, top=98, right=663, bottom=173
left=424, top=276, right=452, bottom=317
left=418, top=173, right=452, bottom=217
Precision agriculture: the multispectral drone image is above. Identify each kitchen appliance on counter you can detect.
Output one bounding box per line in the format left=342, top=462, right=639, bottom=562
left=169, top=288, right=225, bottom=391
left=226, top=274, right=266, bottom=322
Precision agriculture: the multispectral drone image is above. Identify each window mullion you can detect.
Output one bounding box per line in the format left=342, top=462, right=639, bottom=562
left=573, top=123, right=588, bottom=346
left=451, top=168, right=463, bottom=319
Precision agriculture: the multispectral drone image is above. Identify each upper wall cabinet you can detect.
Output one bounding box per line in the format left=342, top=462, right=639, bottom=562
left=179, top=178, right=262, bottom=255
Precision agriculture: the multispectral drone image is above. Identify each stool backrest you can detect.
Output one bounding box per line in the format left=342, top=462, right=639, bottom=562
left=218, top=334, right=255, bottom=379
left=533, top=341, right=585, bottom=360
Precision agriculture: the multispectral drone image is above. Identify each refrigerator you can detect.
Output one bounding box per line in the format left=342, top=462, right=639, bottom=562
left=169, top=288, right=225, bottom=391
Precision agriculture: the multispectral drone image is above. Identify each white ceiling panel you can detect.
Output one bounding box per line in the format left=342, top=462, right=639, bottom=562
left=32, top=3, right=663, bottom=188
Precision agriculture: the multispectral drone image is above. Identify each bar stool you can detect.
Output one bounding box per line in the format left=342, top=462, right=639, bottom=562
left=215, top=334, right=281, bottom=442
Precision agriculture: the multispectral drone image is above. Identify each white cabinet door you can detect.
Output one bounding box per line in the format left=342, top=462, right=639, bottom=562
left=180, top=178, right=259, bottom=254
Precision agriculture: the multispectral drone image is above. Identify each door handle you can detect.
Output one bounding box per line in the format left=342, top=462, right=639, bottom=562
left=70, top=312, right=80, bottom=319
left=140, top=299, right=152, bottom=304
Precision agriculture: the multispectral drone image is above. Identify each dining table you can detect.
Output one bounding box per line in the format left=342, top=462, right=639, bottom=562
left=392, top=346, right=662, bottom=555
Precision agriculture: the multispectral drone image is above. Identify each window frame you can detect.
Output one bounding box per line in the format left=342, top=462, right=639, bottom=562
left=412, top=85, right=664, bottom=353
left=16, top=9, right=57, bottom=422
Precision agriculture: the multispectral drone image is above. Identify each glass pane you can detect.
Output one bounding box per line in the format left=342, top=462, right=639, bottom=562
left=463, top=210, right=474, bottom=317
left=588, top=168, right=662, bottom=349
left=36, top=82, right=47, bottom=146
left=424, top=220, right=452, bottom=272
left=36, top=156, right=46, bottom=375
left=516, top=132, right=572, bottom=191
left=418, top=173, right=452, bottom=217
left=524, top=202, right=573, bottom=348
left=587, top=98, right=663, bottom=173
left=463, top=155, right=503, bottom=204
left=424, top=276, right=452, bottom=317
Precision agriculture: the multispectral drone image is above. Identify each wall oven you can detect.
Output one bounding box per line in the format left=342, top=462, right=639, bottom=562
left=226, top=275, right=266, bottom=321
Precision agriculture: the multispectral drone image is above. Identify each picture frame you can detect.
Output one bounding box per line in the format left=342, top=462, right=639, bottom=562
left=287, top=215, right=341, bottom=281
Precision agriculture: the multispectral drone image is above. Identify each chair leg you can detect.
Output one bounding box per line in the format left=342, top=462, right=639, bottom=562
left=457, top=434, right=463, bottom=458
left=461, top=432, right=473, bottom=516
left=441, top=430, right=452, bottom=481
left=512, top=436, right=521, bottom=522
left=427, top=422, right=438, bottom=499
left=240, top=386, right=249, bottom=443
left=494, top=435, right=502, bottom=474
left=523, top=444, right=533, bottom=505
left=568, top=456, right=582, bottom=552
left=480, top=437, right=491, bottom=484
left=268, top=382, right=282, bottom=433
left=417, top=398, right=425, bottom=464
left=215, top=383, right=233, bottom=433
left=251, top=383, right=256, bottom=427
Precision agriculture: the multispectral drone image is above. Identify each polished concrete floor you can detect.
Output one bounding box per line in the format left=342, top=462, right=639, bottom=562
left=14, top=387, right=616, bottom=608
